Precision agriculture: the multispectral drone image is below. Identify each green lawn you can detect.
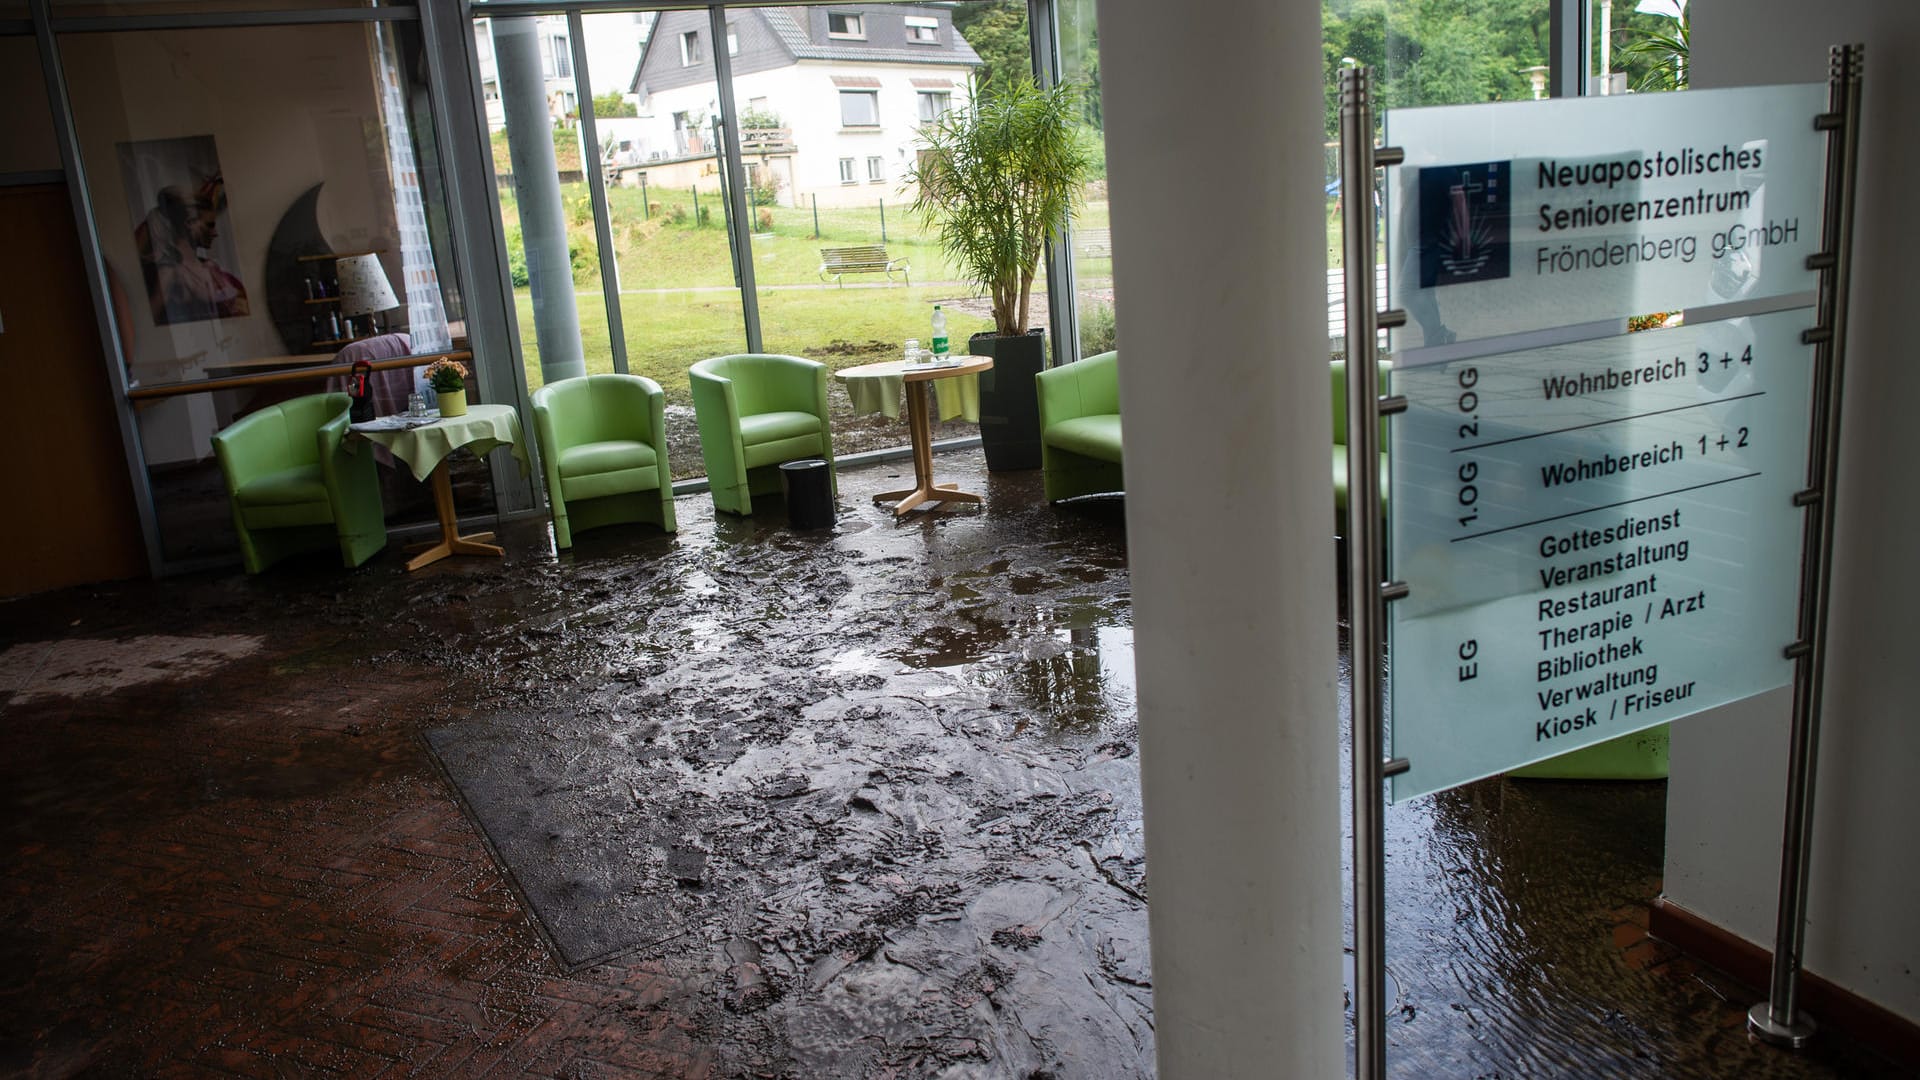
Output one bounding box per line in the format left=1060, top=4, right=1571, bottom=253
left=491, top=187, right=1351, bottom=398
left=501, top=181, right=1085, bottom=398
left=486, top=177, right=1441, bottom=402
left=514, top=284, right=1004, bottom=401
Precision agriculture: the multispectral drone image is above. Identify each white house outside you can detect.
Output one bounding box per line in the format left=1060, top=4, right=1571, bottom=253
left=475, top=14, right=583, bottom=131
left=629, top=5, right=978, bottom=209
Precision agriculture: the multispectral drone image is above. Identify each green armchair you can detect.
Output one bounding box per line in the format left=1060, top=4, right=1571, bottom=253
left=211, top=392, right=386, bottom=573
left=532, top=374, right=676, bottom=549
left=689, top=353, right=835, bottom=516
left=1330, top=358, right=1392, bottom=521
left=1036, top=350, right=1125, bottom=502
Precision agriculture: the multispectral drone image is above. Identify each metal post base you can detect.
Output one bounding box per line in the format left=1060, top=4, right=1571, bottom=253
left=1747, top=1002, right=1817, bottom=1048
left=1343, top=954, right=1401, bottom=1017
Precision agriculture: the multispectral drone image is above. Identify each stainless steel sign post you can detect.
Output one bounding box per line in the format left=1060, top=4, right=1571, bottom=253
left=1337, top=64, right=1405, bottom=1080
left=1748, top=42, right=1864, bottom=1050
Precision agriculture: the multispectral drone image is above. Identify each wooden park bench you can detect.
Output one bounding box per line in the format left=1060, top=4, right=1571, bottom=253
left=1074, top=227, right=1112, bottom=259
left=818, top=244, right=910, bottom=285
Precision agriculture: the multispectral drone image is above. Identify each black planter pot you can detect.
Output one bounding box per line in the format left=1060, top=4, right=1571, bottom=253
left=970, top=328, right=1046, bottom=471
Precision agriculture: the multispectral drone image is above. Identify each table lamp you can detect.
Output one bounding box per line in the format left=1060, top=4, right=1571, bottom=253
left=336, top=253, right=400, bottom=339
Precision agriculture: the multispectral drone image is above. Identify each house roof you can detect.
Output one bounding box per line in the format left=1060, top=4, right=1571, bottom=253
left=760, top=6, right=981, bottom=66
left=633, top=4, right=978, bottom=96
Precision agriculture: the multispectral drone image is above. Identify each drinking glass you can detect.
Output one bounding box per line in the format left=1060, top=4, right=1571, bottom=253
left=407, top=392, right=426, bottom=418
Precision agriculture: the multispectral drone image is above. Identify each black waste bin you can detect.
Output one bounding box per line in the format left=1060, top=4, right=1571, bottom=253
left=780, top=459, right=835, bottom=530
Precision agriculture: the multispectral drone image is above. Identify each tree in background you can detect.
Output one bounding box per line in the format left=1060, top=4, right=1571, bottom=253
left=1323, top=0, right=1549, bottom=139
left=952, top=0, right=1030, bottom=95
left=591, top=92, right=637, bottom=118
left=909, top=77, right=1094, bottom=336
left=1615, top=0, right=1688, bottom=92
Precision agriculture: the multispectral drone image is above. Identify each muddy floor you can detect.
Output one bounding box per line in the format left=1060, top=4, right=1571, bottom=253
left=0, top=448, right=1903, bottom=1078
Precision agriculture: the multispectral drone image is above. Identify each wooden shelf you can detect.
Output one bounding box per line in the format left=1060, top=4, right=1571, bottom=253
left=303, top=297, right=341, bottom=305
left=309, top=333, right=380, bottom=348
left=297, top=250, right=382, bottom=262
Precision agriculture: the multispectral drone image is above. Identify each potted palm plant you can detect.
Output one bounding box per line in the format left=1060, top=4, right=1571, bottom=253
left=909, top=76, right=1095, bottom=471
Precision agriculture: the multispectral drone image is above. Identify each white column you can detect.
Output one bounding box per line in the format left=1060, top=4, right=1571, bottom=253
left=495, top=16, right=586, bottom=384
left=1096, top=0, right=1343, bottom=1075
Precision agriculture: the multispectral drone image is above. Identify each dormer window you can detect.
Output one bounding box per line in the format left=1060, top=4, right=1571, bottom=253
left=828, top=13, right=865, bottom=40
left=905, top=16, right=938, bottom=44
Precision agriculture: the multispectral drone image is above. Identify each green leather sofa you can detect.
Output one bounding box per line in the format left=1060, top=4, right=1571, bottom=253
left=1330, top=358, right=1391, bottom=521
left=1509, top=725, right=1671, bottom=780
left=1036, top=350, right=1123, bottom=502
left=1037, top=353, right=1389, bottom=518
left=689, top=353, right=835, bottom=516
left=532, top=374, right=676, bottom=548
left=211, top=391, right=386, bottom=573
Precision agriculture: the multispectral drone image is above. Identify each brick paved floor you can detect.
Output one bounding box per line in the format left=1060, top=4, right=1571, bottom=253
left=1, top=611, right=717, bottom=1078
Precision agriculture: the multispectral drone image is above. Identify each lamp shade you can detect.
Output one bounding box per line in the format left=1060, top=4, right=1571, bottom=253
left=335, top=254, right=399, bottom=317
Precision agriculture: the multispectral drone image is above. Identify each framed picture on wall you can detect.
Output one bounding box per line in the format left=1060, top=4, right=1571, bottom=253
left=117, top=135, right=250, bottom=326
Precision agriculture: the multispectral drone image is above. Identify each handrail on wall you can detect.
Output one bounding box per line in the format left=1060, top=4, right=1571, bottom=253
left=123, top=350, right=473, bottom=402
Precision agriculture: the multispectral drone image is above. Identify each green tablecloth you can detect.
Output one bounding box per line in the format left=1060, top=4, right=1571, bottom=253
left=350, top=403, right=529, bottom=482
left=840, top=364, right=981, bottom=422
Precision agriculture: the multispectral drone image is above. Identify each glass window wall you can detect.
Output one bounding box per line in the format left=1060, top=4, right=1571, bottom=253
left=1056, top=0, right=1110, bottom=361
left=728, top=1, right=1008, bottom=457
left=1323, top=0, right=1553, bottom=360
left=488, top=8, right=751, bottom=478
left=482, top=13, right=621, bottom=391
left=1598, top=0, right=1689, bottom=94
left=487, top=1, right=1024, bottom=467
left=591, top=7, right=750, bottom=476
left=46, top=0, right=413, bottom=16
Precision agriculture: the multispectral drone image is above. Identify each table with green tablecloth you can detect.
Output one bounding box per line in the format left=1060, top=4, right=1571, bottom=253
left=839, top=360, right=983, bottom=423
left=836, top=356, right=993, bottom=515
left=349, top=403, right=528, bottom=570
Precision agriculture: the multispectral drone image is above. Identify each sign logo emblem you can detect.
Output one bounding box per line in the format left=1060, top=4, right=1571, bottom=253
left=1419, top=161, right=1510, bottom=288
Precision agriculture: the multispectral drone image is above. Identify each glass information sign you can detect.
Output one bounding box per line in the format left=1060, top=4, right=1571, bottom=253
left=1383, top=84, right=1827, bottom=351
left=1387, top=310, right=1814, bottom=799
left=1376, top=81, right=1834, bottom=801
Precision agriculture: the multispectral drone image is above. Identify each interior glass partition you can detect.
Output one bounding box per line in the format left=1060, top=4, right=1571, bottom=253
left=57, top=17, right=470, bottom=563
left=1056, top=0, right=1109, bottom=361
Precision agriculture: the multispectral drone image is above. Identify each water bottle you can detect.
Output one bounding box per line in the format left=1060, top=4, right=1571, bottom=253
left=930, top=305, right=949, bottom=358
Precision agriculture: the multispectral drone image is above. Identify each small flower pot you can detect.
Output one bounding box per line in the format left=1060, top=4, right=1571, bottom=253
left=438, top=388, right=468, bottom=417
